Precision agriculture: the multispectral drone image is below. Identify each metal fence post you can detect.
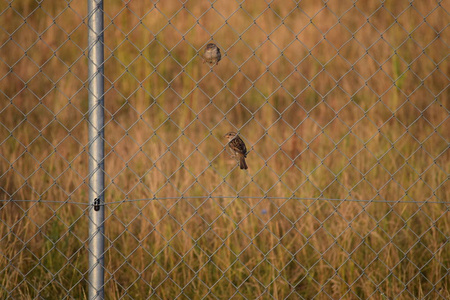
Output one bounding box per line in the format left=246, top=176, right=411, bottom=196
left=87, top=0, right=105, bottom=299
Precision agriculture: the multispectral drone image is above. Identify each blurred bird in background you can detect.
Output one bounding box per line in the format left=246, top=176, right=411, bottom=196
left=203, top=43, right=221, bottom=66
left=224, top=132, right=248, bottom=170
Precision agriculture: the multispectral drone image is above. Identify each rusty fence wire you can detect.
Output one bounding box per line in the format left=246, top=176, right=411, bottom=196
left=0, top=0, right=449, bottom=299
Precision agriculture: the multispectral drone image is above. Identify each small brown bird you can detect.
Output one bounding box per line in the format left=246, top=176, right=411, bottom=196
left=224, top=132, right=248, bottom=170
left=203, top=43, right=221, bottom=66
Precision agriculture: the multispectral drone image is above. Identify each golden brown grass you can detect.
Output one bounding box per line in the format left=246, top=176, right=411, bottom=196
left=0, top=0, right=449, bottom=299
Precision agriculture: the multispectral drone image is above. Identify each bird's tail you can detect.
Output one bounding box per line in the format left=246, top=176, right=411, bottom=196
left=240, top=157, right=248, bottom=170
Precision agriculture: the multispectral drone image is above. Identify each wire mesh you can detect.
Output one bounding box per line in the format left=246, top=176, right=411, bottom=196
left=1, top=0, right=449, bottom=299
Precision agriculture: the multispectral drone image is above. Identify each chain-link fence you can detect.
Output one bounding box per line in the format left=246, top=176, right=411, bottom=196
left=1, top=0, right=449, bottom=299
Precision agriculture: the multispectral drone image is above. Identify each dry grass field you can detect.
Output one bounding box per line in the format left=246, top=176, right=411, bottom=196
left=0, top=0, right=449, bottom=299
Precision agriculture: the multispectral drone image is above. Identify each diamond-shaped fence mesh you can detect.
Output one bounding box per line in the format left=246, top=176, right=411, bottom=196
left=1, top=0, right=449, bottom=299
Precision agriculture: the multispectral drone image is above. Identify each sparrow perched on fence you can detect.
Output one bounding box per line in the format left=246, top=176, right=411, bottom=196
left=224, top=132, right=248, bottom=170
left=203, top=43, right=221, bottom=66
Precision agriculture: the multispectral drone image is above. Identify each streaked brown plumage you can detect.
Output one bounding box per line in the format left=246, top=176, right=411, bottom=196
left=203, top=43, right=221, bottom=65
left=224, top=132, right=248, bottom=170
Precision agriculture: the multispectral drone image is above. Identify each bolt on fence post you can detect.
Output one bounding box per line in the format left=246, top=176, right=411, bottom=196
left=87, top=0, right=105, bottom=299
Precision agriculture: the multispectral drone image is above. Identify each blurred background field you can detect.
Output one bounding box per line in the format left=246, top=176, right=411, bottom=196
left=0, top=0, right=449, bottom=299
